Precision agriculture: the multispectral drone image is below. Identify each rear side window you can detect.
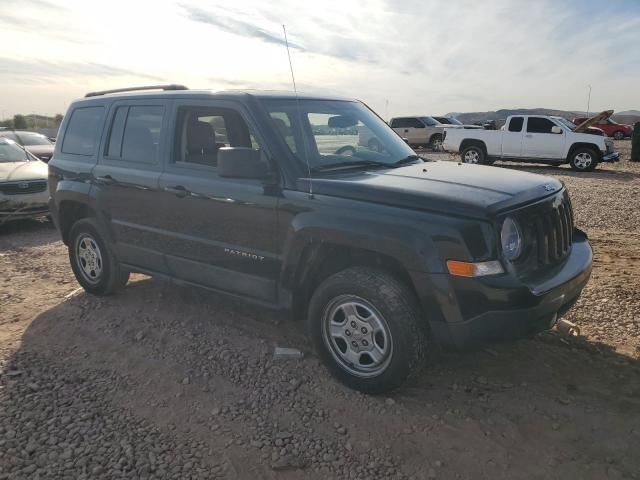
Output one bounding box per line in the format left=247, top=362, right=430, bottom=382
left=508, top=117, right=524, bottom=132
left=105, top=106, right=164, bottom=164
left=526, top=117, right=555, bottom=134
left=62, top=106, right=105, bottom=156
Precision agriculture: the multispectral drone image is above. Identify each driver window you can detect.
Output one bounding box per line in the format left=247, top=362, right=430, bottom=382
left=306, top=113, right=389, bottom=157
left=174, top=106, right=261, bottom=168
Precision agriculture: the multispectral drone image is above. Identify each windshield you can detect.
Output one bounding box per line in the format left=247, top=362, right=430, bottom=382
left=554, top=117, right=577, bottom=130
left=436, top=117, right=463, bottom=125
left=433, top=117, right=452, bottom=124
left=419, top=116, right=439, bottom=127
left=0, top=139, right=30, bottom=162
left=262, top=99, right=417, bottom=171
left=18, top=132, right=53, bottom=146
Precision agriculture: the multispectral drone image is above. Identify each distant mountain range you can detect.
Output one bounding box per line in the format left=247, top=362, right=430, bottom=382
left=445, top=108, right=639, bottom=125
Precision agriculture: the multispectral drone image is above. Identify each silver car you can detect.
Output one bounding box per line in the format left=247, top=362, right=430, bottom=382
left=0, top=138, right=49, bottom=224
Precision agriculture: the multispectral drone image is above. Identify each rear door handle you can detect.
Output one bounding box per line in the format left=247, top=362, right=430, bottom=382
left=525, top=134, right=533, bottom=138
left=95, top=175, right=114, bottom=184
left=404, top=129, right=409, bottom=133
left=164, top=185, right=189, bottom=198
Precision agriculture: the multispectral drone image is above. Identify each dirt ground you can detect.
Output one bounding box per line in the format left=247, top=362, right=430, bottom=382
left=1, top=141, right=639, bottom=480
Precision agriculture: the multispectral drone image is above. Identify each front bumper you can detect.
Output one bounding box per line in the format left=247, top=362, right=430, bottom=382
left=413, top=229, right=592, bottom=349
left=602, top=151, right=620, bottom=162
left=0, top=191, right=50, bottom=224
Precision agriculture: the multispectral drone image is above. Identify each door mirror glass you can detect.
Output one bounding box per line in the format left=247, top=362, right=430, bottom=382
left=218, top=147, right=269, bottom=179
left=551, top=126, right=563, bottom=134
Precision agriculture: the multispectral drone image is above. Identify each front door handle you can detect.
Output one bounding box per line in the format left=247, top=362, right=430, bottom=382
left=525, top=134, right=533, bottom=138
left=95, top=175, right=114, bottom=185
left=164, top=185, right=189, bottom=198
left=404, top=129, right=409, bottom=133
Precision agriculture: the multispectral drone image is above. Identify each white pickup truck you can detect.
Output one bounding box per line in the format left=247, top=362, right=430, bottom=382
left=442, top=111, right=620, bottom=171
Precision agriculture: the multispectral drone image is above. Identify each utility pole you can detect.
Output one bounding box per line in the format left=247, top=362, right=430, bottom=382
left=586, top=85, right=592, bottom=116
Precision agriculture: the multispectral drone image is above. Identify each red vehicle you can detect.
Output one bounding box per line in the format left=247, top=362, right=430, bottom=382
left=573, top=112, right=632, bottom=140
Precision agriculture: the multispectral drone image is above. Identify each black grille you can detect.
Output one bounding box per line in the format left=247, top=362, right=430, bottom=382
left=530, top=193, right=574, bottom=265
left=509, top=191, right=574, bottom=277
left=0, top=181, right=47, bottom=195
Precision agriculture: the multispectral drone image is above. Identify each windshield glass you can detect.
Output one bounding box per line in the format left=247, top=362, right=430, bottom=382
left=419, top=116, right=438, bottom=126
left=18, top=132, right=52, bottom=146
left=447, top=117, right=463, bottom=125
left=0, top=139, right=30, bottom=162
left=262, top=99, right=417, bottom=171
left=554, top=117, right=577, bottom=130
left=433, top=117, right=452, bottom=124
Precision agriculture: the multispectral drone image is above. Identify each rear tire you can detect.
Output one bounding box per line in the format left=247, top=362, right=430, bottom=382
left=461, top=144, right=486, bottom=164
left=569, top=147, right=599, bottom=172
left=68, top=218, right=126, bottom=295
left=307, top=267, right=427, bottom=394
left=613, top=131, right=624, bottom=140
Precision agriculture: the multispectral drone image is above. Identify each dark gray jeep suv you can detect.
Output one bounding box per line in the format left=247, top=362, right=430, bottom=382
left=48, top=85, right=592, bottom=393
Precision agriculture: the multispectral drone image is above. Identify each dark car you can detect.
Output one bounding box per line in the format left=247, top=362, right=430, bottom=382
left=0, top=130, right=55, bottom=162
left=48, top=85, right=592, bottom=393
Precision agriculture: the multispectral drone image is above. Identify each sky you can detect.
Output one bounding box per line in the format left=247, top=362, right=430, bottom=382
left=0, top=0, right=638, bottom=119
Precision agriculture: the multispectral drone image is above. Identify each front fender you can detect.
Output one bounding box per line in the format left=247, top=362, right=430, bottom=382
left=277, top=192, right=491, bottom=291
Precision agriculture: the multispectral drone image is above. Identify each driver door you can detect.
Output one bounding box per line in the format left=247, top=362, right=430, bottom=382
left=156, top=100, right=280, bottom=302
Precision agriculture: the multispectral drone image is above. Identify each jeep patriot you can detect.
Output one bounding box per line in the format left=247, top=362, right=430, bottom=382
left=48, top=85, right=593, bottom=392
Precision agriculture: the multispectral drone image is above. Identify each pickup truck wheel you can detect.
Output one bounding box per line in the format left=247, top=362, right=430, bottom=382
left=429, top=134, right=443, bottom=151
left=307, top=267, right=427, bottom=393
left=461, top=145, right=485, bottom=164
left=613, top=131, right=624, bottom=140
left=68, top=218, right=126, bottom=295
left=569, top=148, right=598, bottom=172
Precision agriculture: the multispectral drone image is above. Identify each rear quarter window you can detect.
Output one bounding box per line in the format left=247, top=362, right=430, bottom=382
left=61, top=106, right=105, bottom=156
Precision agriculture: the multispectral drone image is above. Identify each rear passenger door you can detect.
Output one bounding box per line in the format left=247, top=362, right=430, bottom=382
left=156, top=100, right=279, bottom=302
left=92, top=99, right=171, bottom=273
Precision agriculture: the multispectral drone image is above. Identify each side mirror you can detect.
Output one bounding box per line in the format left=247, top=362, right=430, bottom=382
left=402, top=137, right=410, bottom=144
left=551, top=126, right=563, bottom=134
left=218, top=147, right=269, bottom=179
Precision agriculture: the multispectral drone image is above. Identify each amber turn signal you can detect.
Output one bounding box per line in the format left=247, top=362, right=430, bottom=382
left=446, top=260, right=504, bottom=277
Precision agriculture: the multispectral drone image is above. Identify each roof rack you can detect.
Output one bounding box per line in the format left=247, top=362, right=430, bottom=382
left=85, top=84, right=189, bottom=98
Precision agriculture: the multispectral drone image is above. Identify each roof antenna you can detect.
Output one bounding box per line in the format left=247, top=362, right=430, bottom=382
left=282, top=24, right=313, bottom=198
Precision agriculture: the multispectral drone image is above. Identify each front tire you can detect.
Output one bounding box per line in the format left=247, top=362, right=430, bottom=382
left=569, top=147, right=599, bottom=171
left=429, top=134, right=443, bottom=151
left=613, top=131, right=624, bottom=140
left=68, top=218, right=127, bottom=295
left=307, top=267, right=427, bottom=394
left=461, top=144, right=486, bottom=164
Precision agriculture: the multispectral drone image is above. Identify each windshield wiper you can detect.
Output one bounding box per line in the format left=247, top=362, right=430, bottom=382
left=393, top=155, right=423, bottom=166
left=311, top=160, right=392, bottom=172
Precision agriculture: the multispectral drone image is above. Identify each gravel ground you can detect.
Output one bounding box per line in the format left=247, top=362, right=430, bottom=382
left=1, top=140, right=639, bottom=479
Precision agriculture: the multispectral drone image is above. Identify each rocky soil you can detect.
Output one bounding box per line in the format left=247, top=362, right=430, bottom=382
left=1, top=141, right=639, bottom=479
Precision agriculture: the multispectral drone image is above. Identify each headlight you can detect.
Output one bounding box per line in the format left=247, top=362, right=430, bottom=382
left=501, top=217, right=523, bottom=261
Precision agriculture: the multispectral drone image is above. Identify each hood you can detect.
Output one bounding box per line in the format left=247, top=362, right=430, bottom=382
left=574, top=110, right=614, bottom=133
left=25, top=144, right=54, bottom=161
left=0, top=160, right=48, bottom=182
left=299, top=161, right=563, bottom=218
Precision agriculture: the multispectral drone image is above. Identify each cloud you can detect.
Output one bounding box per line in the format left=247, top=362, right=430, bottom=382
left=179, top=2, right=381, bottom=65
left=180, top=4, right=304, bottom=50
left=0, top=58, right=163, bottom=84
